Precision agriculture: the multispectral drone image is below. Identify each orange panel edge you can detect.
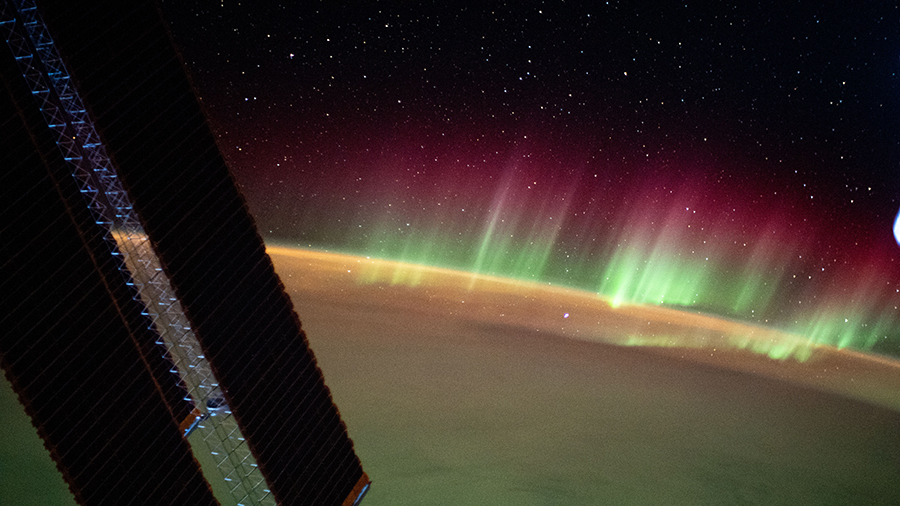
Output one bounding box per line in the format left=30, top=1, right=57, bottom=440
left=341, top=472, right=371, bottom=506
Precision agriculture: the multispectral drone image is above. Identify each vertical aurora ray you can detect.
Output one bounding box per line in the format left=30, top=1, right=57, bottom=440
left=469, top=167, right=576, bottom=285
left=587, top=185, right=806, bottom=320
left=794, top=258, right=900, bottom=353
left=596, top=198, right=710, bottom=308
left=470, top=178, right=513, bottom=283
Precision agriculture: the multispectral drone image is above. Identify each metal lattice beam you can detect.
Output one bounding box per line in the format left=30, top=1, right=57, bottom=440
left=1, top=2, right=273, bottom=504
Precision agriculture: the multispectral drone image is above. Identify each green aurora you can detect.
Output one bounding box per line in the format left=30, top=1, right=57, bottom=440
left=276, top=176, right=900, bottom=361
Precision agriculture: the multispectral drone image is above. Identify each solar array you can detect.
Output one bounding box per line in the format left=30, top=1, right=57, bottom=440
left=0, top=0, right=369, bottom=504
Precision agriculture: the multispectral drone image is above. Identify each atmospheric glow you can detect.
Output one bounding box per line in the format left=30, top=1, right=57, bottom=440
left=282, top=164, right=900, bottom=360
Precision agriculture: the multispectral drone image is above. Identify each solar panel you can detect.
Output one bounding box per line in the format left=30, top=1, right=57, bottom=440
left=1, top=1, right=369, bottom=504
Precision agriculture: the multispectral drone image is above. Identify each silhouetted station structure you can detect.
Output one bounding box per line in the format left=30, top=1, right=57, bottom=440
left=0, top=1, right=368, bottom=504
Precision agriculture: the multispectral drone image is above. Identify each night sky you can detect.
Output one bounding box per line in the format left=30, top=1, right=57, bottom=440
left=160, top=2, right=900, bottom=357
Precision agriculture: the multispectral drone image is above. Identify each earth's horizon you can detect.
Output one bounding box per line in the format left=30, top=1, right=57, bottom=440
left=269, top=245, right=900, bottom=413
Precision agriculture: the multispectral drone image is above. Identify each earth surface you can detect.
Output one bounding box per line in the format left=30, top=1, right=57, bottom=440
left=271, top=247, right=900, bottom=506
left=2, top=246, right=900, bottom=505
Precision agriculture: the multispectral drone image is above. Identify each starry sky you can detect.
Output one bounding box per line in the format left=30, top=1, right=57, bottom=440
left=159, top=1, right=900, bottom=357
